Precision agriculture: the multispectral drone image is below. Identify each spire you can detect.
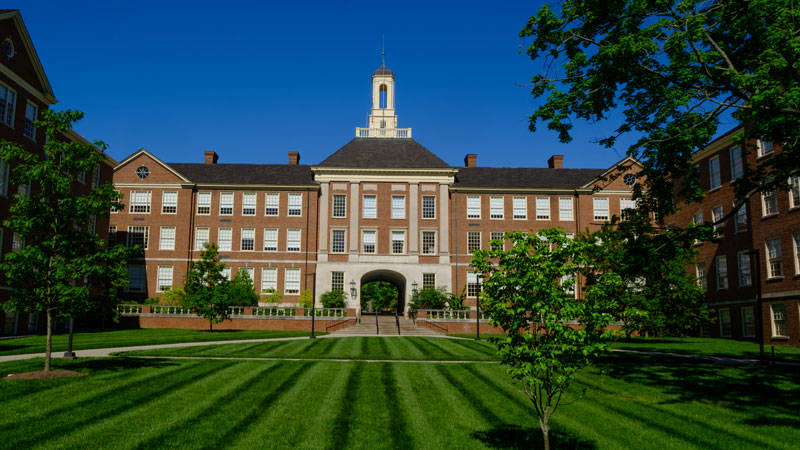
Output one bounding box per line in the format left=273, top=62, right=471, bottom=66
left=381, top=34, right=385, bottom=67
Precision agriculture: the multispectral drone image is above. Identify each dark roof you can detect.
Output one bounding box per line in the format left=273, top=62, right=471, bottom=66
left=318, top=138, right=451, bottom=169
left=373, top=65, right=393, bottom=76
left=453, top=167, right=605, bottom=189
left=168, top=163, right=315, bottom=186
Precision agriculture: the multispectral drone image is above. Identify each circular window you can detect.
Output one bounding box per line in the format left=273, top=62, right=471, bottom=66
left=623, top=174, right=637, bottom=186
left=2, top=38, right=14, bottom=59
left=136, top=166, right=150, bottom=179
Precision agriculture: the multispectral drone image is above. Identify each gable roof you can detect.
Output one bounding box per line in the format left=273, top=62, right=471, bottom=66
left=0, top=10, right=57, bottom=104
left=115, top=149, right=191, bottom=182
left=453, top=167, right=605, bottom=190
left=168, top=163, right=315, bottom=186
left=318, top=138, right=451, bottom=169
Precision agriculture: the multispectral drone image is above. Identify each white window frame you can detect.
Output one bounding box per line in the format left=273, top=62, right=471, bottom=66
left=0, top=82, right=16, bottom=127
left=159, top=226, right=175, bottom=251
left=130, top=190, right=151, bottom=214
left=734, top=203, right=747, bottom=233
left=761, top=186, right=778, bottom=217
left=422, top=273, right=436, bottom=290
left=264, top=193, right=279, bottom=216
left=730, top=146, right=744, bottom=180
left=156, top=265, right=173, bottom=292
left=391, top=230, right=406, bottom=254
left=715, top=256, right=728, bottom=290
left=219, top=192, right=234, bottom=215
left=286, top=228, right=301, bottom=252
left=126, top=265, right=146, bottom=293
left=467, top=272, right=481, bottom=298
left=0, top=158, right=10, bottom=197
left=771, top=303, right=789, bottom=337
left=512, top=197, right=527, bottom=220
left=362, top=229, right=376, bottom=254
left=422, top=195, right=436, bottom=219
left=331, top=229, right=346, bottom=254
left=127, top=226, right=149, bottom=250
left=711, top=205, right=723, bottom=237
left=221, top=267, right=231, bottom=281
left=757, top=139, right=774, bottom=157
left=789, top=175, right=800, bottom=209
left=466, top=196, right=481, bottom=219
left=620, top=198, right=637, bottom=220
left=535, top=197, right=550, bottom=220
left=741, top=306, right=756, bottom=338
left=162, top=191, right=178, bottom=214
left=467, top=231, right=481, bottom=252
left=287, top=193, right=302, bottom=216
left=263, top=228, right=278, bottom=252
left=709, top=156, right=721, bottom=190
left=197, top=192, right=211, bottom=215
left=718, top=309, right=732, bottom=337
left=23, top=101, right=37, bottom=140
left=391, top=195, right=406, bottom=219
left=284, top=268, right=300, bottom=295
left=242, top=192, right=257, bottom=216
left=766, top=238, right=783, bottom=278
left=793, top=232, right=800, bottom=275
left=489, top=196, right=504, bottom=219
left=737, top=251, right=752, bottom=287
left=218, top=227, right=232, bottom=251
left=261, top=268, right=277, bottom=293
left=490, top=231, right=505, bottom=251
left=331, top=271, right=345, bottom=292
left=593, top=197, right=609, bottom=221
left=77, top=168, right=86, bottom=184
left=195, top=227, right=209, bottom=251
left=696, top=262, right=707, bottom=292
left=558, top=197, right=573, bottom=221
left=362, top=195, right=377, bottom=219
left=421, top=230, right=436, bottom=255
left=332, top=194, right=347, bottom=218
left=92, top=165, right=101, bottom=189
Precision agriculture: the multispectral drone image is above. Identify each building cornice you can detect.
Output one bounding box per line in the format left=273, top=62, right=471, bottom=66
left=691, top=128, right=743, bottom=163
left=312, top=167, right=459, bottom=177
left=450, top=187, right=593, bottom=194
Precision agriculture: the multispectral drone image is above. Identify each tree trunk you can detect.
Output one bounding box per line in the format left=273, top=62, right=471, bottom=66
left=44, top=309, right=53, bottom=372
left=209, top=319, right=213, bottom=332
left=540, top=413, right=550, bottom=450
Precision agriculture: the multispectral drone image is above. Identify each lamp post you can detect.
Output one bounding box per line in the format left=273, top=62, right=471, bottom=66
left=745, top=249, right=765, bottom=365
left=63, top=317, right=76, bottom=359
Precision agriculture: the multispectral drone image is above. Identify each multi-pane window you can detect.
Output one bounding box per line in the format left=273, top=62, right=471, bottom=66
left=162, top=191, right=177, bottom=214
left=422, top=231, right=436, bottom=254
left=126, top=265, right=146, bottom=292
left=790, top=175, right=800, bottom=209
left=512, top=197, right=527, bottom=219
left=331, top=229, right=346, bottom=253
left=219, top=193, right=234, bottom=215
left=159, top=226, right=175, bottom=250
left=715, top=256, right=728, bottom=290
left=535, top=197, right=550, bottom=220
left=762, top=184, right=778, bottom=216
left=108, top=226, right=117, bottom=246
left=490, top=231, right=504, bottom=251
left=794, top=232, right=800, bottom=274
left=467, top=231, right=481, bottom=252
left=467, top=272, right=481, bottom=297
left=730, top=146, right=743, bottom=180
left=757, top=140, right=774, bottom=157
left=0, top=159, right=10, bottom=196
left=261, top=268, right=277, bottom=293
left=242, top=193, right=256, bottom=215
left=77, top=169, right=86, bottom=184
left=263, top=228, right=278, bottom=251
left=423, top=273, right=436, bottom=290
left=11, top=232, right=24, bottom=252
left=24, top=102, right=37, bottom=139
left=195, top=227, right=209, bottom=250
left=332, top=194, right=347, bottom=218
left=466, top=196, right=481, bottom=219
left=156, top=266, right=173, bottom=292
left=130, top=191, right=151, bottom=213
left=362, top=230, right=376, bottom=253
left=218, top=228, right=232, bottom=251
left=711, top=205, right=724, bottom=237
left=422, top=196, right=436, bottom=219
left=286, top=229, right=301, bottom=252
left=197, top=192, right=211, bottom=215
left=593, top=197, right=609, bottom=221
left=0, top=83, right=16, bottom=126
left=741, top=307, right=756, bottom=337
left=127, top=226, right=149, bottom=249
left=221, top=267, right=231, bottom=281
left=92, top=165, right=101, bottom=189
left=391, top=231, right=405, bottom=254
left=284, top=268, right=300, bottom=294
left=391, top=195, right=406, bottom=219
left=490, top=196, right=504, bottom=219
left=734, top=203, right=748, bottom=233
left=239, top=267, right=255, bottom=283
left=738, top=251, right=752, bottom=287
left=241, top=228, right=255, bottom=251
left=772, top=303, right=789, bottom=337
left=766, top=238, right=783, bottom=278
left=288, top=193, right=302, bottom=216
left=718, top=309, right=732, bottom=337
left=363, top=195, right=377, bottom=218
left=620, top=198, right=637, bottom=220
left=331, top=271, right=344, bottom=291
left=561, top=274, right=576, bottom=296
left=264, top=193, right=279, bottom=216
left=696, top=262, right=707, bottom=291
left=709, top=156, right=721, bottom=190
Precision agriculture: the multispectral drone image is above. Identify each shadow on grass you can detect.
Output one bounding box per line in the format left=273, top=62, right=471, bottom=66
left=472, top=425, right=596, bottom=449
left=0, top=344, right=27, bottom=352
left=61, top=357, right=180, bottom=373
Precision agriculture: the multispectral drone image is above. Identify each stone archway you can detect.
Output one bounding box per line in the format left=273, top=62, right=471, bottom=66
left=360, top=270, right=407, bottom=314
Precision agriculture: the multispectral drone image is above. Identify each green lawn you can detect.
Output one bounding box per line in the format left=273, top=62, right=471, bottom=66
left=1, top=342, right=797, bottom=449
left=610, top=337, right=800, bottom=362
left=0, top=328, right=319, bottom=356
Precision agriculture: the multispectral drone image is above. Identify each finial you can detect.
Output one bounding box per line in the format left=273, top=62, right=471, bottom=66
left=381, top=34, right=385, bottom=67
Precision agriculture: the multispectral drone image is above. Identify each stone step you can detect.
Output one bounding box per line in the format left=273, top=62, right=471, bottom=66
left=329, top=317, right=443, bottom=336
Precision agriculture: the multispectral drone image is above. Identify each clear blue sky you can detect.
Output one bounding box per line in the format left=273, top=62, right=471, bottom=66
left=19, top=1, right=737, bottom=169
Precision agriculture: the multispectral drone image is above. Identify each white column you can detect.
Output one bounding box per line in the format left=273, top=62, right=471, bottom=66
left=318, top=182, right=329, bottom=262
left=439, top=183, right=449, bottom=264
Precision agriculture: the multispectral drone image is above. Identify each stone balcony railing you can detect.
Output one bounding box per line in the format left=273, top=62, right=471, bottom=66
left=117, top=304, right=352, bottom=318
left=355, top=127, right=412, bottom=138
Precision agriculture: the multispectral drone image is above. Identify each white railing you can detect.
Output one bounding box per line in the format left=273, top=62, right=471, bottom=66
left=355, top=127, right=412, bottom=138
left=117, top=304, right=351, bottom=319
left=422, top=309, right=484, bottom=321
left=150, top=305, right=192, bottom=315
left=252, top=306, right=297, bottom=317
left=118, top=304, right=143, bottom=315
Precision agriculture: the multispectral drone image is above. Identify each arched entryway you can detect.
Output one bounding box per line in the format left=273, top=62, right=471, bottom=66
left=360, top=270, right=406, bottom=314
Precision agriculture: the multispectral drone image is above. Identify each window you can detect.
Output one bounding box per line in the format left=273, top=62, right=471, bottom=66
left=512, top=197, right=527, bottom=219
left=467, top=272, right=481, bottom=297
left=762, top=184, right=778, bottom=216
left=239, top=267, right=255, bottom=283
left=423, top=273, right=436, bottom=290
left=126, top=265, right=146, bottom=293
left=221, top=267, right=231, bottom=281
left=0, top=83, right=16, bottom=126
left=130, top=191, right=151, bottom=213
left=363, top=195, right=377, bottom=218
left=561, top=274, right=576, bottom=296
left=422, top=231, right=436, bottom=254
left=742, top=307, right=756, bottom=338
left=422, top=196, right=436, bottom=219
left=715, top=256, right=728, bottom=290
left=263, top=228, right=278, bottom=251
left=794, top=232, right=800, bottom=274
left=108, top=226, right=116, bottom=246
left=331, top=271, right=344, bottom=291
left=757, top=139, right=774, bottom=157
left=331, top=229, right=346, bottom=253
left=737, top=252, right=752, bottom=287
left=593, top=197, right=609, bottom=221
left=92, top=165, right=101, bottom=189
left=242, top=193, right=256, bottom=215
left=709, top=156, right=721, bottom=190
left=197, top=192, right=211, bottom=215
left=218, top=228, right=232, bottom=251
left=391, top=195, right=405, bottom=219
left=156, top=266, right=173, bottom=292
left=264, top=193, right=279, bottom=216
left=162, top=191, right=177, bottom=214
left=766, top=238, right=783, bottom=278
left=771, top=303, right=789, bottom=337
left=467, top=231, right=481, bottom=252
left=693, top=210, right=704, bottom=226
left=219, top=192, right=233, bottom=215
left=0, top=158, right=9, bottom=196
left=730, top=146, right=743, bottom=180
left=284, top=268, right=300, bottom=294
left=77, top=168, right=86, bottom=184
left=362, top=230, right=376, bottom=253
left=490, top=196, right=504, bottom=219
left=195, top=227, right=209, bottom=250
left=734, top=203, right=747, bottom=233
left=620, top=198, right=637, bottom=220
left=790, top=175, right=800, bottom=209
left=286, top=229, right=301, bottom=252
left=127, top=226, right=149, bottom=249
left=490, top=231, right=504, bottom=251
left=718, top=309, right=731, bottom=337
left=159, top=226, right=175, bottom=250
left=332, top=194, right=347, bottom=218
left=535, top=197, right=550, bottom=220
left=391, top=230, right=405, bottom=254
left=11, top=232, right=24, bottom=252
left=466, top=196, right=481, bottom=219
left=288, top=193, right=302, bottom=216
left=261, top=268, right=277, bottom=293
left=711, top=205, right=724, bottom=237
left=24, top=102, right=36, bottom=139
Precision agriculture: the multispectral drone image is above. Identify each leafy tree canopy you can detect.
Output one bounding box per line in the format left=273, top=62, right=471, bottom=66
left=182, top=243, right=234, bottom=330
left=360, top=281, right=398, bottom=312
left=409, top=286, right=448, bottom=310
left=320, top=289, right=348, bottom=308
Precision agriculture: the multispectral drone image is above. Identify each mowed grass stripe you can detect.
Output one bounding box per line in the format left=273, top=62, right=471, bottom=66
left=327, top=364, right=362, bottom=450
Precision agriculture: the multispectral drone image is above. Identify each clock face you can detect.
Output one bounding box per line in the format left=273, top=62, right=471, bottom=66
left=136, top=166, right=150, bottom=180
left=623, top=174, right=636, bottom=186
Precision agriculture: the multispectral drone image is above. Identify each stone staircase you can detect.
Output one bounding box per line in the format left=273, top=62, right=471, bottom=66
left=329, top=314, right=443, bottom=336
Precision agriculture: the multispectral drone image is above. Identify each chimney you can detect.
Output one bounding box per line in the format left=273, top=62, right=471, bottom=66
left=464, top=153, right=477, bottom=167
left=547, top=155, right=564, bottom=169
left=288, top=151, right=300, bottom=165
left=204, top=151, right=218, bottom=165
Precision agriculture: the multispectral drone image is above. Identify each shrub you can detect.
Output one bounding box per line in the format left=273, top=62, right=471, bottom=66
left=320, top=289, right=348, bottom=308
left=410, top=287, right=448, bottom=310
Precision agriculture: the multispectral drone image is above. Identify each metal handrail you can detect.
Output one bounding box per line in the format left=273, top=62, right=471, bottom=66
left=395, top=308, right=401, bottom=335
left=420, top=320, right=448, bottom=334
left=375, top=311, right=380, bottom=335
left=325, top=318, right=355, bottom=333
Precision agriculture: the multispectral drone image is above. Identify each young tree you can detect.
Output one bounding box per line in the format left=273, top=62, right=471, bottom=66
left=0, top=110, right=134, bottom=372
left=471, top=230, right=618, bottom=450
left=227, top=270, right=260, bottom=306
left=182, top=243, right=232, bottom=331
